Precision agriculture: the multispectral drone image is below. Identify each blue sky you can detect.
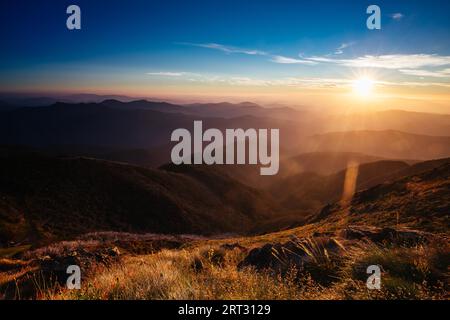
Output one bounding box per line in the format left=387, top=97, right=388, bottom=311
left=0, top=0, right=449, bottom=111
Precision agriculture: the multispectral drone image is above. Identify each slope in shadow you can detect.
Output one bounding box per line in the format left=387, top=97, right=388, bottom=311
left=0, top=153, right=279, bottom=247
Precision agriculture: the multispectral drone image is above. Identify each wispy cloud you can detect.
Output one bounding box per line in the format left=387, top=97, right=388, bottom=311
left=271, top=55, right=317, bottom=65
left=306, top=54, right=450, bottom=69
left=154, top=44, right=450, bottom=88
left=146, top=72, right=191, bottom=77
left=399, top=68, right=450, bottom=78
left=268, top=77, right=450, bottom=89
left=178, top=42, right=267, bottom=56
left=390, top=13, right=404, bottom=20
left=227, top=77, right=272, bottom=86
left=334, top=42, right=354, bottom=55
left=187, top=42, right=450, bottom=74
left=144, top=72, right=450, bottom=89
left=180, top=42, right=317, bottom=66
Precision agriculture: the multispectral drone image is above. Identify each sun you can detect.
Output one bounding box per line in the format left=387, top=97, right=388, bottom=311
left=353, top=78, right=375, bottom=97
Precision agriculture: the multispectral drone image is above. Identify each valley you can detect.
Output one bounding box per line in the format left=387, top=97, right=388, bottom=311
left=0, top=98, right=449, bottom=300
left=0, top=157, right=448, bottom=300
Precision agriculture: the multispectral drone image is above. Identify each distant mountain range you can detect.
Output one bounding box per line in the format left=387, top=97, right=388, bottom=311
left=0, top=101, right=308, bottom=151
left=304, top=130, right=450, bottom=160
left=322, top=109, right=450, bottom=137
left=0, top=96, right=305, bottom=119
left=0, top=100, right=449, bottom=162
left=0, top=93, right=139, bottom=106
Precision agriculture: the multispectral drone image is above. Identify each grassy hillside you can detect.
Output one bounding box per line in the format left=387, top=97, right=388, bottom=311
left=269, top=160, right=411, bottom=214
left=311, top=162, right=450, bottom=233
left=0, top=148, right=449, bottom=300
left=175, top=152, right=387, bottom=189
left=0, top=153, right=280, bottom=247
left=2, top=161, right=448, bottom=300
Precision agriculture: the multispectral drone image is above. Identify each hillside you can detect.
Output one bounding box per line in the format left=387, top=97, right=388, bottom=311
left=174, top=152, right=388, bottom=189
left=310, top=162, right=450, bottom=233
left=0, top=153, right=279, bottom=247
left=269, top=160, right=412, bottom=214
left=357, top=157, right=450, bottom=190
left=0, top=101, right=16, bottom=112
left=324, top=109, right=450, bottom=137
left=304, top=130, right=450, bottom=160
left=2, top=161, right=448, bottom=300
left=280, top=152, right=387, bottom=176
left=183, top=101, right=305, bottom=119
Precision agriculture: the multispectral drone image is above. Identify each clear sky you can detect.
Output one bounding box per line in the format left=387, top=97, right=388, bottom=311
left=1, top=0, right=449, bottom=112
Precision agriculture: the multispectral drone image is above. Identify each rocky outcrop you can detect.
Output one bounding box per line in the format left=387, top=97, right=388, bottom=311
left=0, top=245, right=121, bottom=300
left=238, top=236, right=345, bottom=285
left=338, top=226, right=431, bottom=245
left=238, top=226, right=435, bottom=285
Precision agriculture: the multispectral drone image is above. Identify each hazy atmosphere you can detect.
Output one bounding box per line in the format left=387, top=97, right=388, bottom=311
left=0, top=0, right=449, bottom=304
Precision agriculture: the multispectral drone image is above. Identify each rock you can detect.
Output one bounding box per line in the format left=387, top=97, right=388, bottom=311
left=238, top=243, right=282, bottom=272
left=191, top=257, right=203, bottom=272
left=39, top=254, right=79, bottom=284
left=109, top=246, right=121, bottom=256
left=37, top=246, right=121, bottom=286
left=238, top=236, right=345, bottom=285
left=339, top=226, right=430, bottom=245
left=1, top=242, right=123, bottom=299
left=338, top=226, right=377, bottom=240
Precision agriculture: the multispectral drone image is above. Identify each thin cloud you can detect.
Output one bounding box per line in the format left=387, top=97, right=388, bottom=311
left=146, top=71, right=201, bottom=77
left=178, top=42, right=268, bottom=56
left=147, top=72, right=187, bottom=77
left=399, top=68, right=450, bottom=78
left=180, top=42, right=317, bottom=66
left=274, top=77, right=450, bottom=89
left=390, top=13, right=404, bottom=20
left=271, top=55, right=318, bottom=65
left=306, top=54, right=450, bottom=69
left=334, top=42, right=354, bottom=55
left=228, top=77, right=272, bottom=86
left=277, top=77, right=352, bottom=88
left=144, top=71, right=450, bottom=89
left=152, top=46, right=450, bottom=87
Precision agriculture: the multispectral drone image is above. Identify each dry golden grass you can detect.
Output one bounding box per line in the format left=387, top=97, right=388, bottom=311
left=3, top=204, right=448, bottom=300
left=42, top=238, right=448, bottom=300
left=46, top=246, right=321, bottom=300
